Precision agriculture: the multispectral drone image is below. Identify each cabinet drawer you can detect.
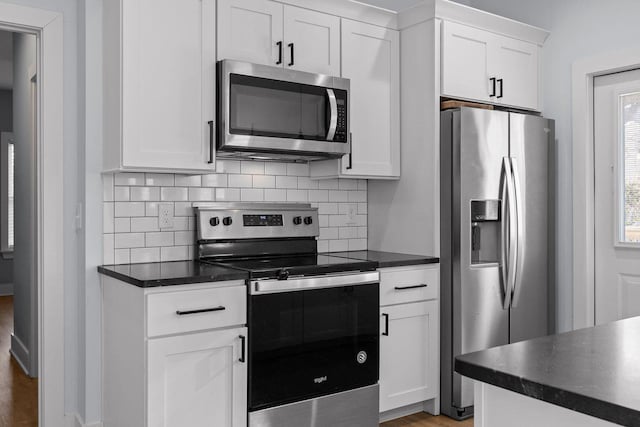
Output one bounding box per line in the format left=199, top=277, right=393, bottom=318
left=380, top=266, right=438, bottom=306
left=147, top=285, right=246, bottom=337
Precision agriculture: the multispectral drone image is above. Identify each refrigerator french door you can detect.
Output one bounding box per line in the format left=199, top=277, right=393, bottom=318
left=440, top=107, right=555, bottom=419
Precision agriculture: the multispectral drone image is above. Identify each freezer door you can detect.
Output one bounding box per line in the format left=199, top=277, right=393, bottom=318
left=508, top=113, right=555, bottom=343
left=453, top=108, right=510, bottom=409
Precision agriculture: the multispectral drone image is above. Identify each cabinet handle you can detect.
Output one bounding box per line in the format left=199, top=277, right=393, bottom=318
left=382, top=313, right=389, bottom=336
left=207, top=120, right=214, bottom=164
left=346, top=132, right=353, bottom=170
left=489, top=77, right=496, bottom=97
left=394, top=284, right=428, bottom=291
left=276, top=41, right=283, bottom=65
left=288, top=42, right=294, bottom=66
left=239, top=335, right=246, bottom=363
left=497, top=78, right=504, bottom=99
left=175, top=306, right=225, bottom=316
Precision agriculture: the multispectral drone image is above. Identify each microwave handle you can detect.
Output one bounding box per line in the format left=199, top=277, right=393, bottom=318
left=326, top=88, right=338, bottom=141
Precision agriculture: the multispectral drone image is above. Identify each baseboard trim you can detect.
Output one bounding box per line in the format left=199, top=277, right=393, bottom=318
left=0, top=282, right=13, bottom=296
left=10, top=333, right=30, bottom=376
left=379, top=399, right=439, bottom=423
left=72, top=412, right=103, bottom=427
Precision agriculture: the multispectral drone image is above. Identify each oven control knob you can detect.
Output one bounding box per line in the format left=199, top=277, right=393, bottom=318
left=304, top=216, right=313, bottom=225
left=222, top=216, right=233, bottom=226
left=277, top=269, right=290, bottom=280
left=293, top=216, right=302, bottom=225
left=356, top=351, right=368, bottom=364
left=209, top=217, right=220, bottom=227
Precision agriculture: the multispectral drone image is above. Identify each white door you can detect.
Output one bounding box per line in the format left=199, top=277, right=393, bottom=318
left=147, top=327, right=248, bottom=427
left=340, top=19, right=400, bottom=177
left=379, top=301, right=438, bottom=412
left=593, top=69, right=640, bottom=325
left=121, top=0, right=216, bottom=171
left=283, top=6, right=340, bottom=75
left=490, top=35, right=539, bottom=111
left=441, top=21, right=492, bottom=103
left=217, top=0, right=284, bottom=66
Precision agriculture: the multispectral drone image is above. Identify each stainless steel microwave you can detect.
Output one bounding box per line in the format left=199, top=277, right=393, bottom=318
left=217, top=60, right=350, bottom=161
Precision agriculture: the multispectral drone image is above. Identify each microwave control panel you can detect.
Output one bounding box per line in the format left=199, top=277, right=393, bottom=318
left=333, top=90, right=348, bottom=142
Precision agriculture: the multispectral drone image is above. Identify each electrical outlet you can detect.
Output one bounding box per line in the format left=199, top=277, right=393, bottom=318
left=346, top=204, right=357, bottom=225
left=159, top=204, right=174, bottom=229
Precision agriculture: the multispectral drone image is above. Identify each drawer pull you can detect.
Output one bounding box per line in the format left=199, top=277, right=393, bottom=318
left=175, top=306, right=226, bottom=316
left=239, top=335, right=246, bottom=363
left=382, top=313, right=389, bottom=336
left=394, top=284, right=428, bottom=291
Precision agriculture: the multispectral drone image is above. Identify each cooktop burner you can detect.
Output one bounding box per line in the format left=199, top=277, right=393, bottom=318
left=202, top=254, right=376, bottom=279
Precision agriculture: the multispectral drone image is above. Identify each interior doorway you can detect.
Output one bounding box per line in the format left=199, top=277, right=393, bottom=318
left=593, top=69, right=640, bottom=324
left=0, top=28, right=39, bottom=426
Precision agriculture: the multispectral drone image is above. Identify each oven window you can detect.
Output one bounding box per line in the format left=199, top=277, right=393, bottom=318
left=249, top=283, right=379, bottom=411
left=229, top=74, right=329, bottom=141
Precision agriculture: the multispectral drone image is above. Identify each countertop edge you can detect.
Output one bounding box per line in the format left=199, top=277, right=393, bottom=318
left=97, top=265, right=248, bottom=288
left=455, top=358, right=640, bottom=426
left=376, top=258, right=440, bottom=268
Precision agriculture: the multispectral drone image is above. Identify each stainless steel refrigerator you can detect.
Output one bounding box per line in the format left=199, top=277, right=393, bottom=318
left=440, top=107, right=555, bottom=419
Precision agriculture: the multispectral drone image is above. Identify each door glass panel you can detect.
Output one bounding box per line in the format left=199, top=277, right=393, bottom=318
left=621, top=92, right=640, bottom=243
left=229, top=74, right=327, bottom=140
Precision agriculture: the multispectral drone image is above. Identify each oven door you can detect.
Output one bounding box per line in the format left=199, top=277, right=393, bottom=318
left=248, top=272, right=379, bottom=411
left=218, top=60, right=349, bottom=159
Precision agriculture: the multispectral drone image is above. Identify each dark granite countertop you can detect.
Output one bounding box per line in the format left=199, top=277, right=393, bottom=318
left=455, top=317, right=640, bottom=426
left=98, top=261, right=249, bottom=287
left=328, top=250, right=439, bottom=268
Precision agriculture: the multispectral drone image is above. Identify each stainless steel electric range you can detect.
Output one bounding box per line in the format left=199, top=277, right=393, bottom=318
left=195, top=203, right=380, bottom=427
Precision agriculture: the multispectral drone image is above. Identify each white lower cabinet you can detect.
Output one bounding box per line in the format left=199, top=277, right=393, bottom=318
left=378, top=265, right=440, bottom=416
left=147, top=328, right=247, bottom=427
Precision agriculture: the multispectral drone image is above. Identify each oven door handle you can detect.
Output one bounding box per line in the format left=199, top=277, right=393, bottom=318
left=250, top=271, right=379, bottom=295
left=326, top=88, right=338, bottom=141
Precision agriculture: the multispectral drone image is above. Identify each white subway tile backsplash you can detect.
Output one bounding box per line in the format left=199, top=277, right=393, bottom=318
left=253, top=175, right=275, bottom=188
left=228, top=174, right=253, bottom=188
left=105, top=164, right=368, bottom=264
left=189, top=187, right=214, bottom=201
left=130, top=187, right=159, bottom=201
left=264, top=162, right=287, bottom=175
left=276, top=175, right=297, bottom=189
left=145, top=173, right=174, bottom=187
left=115, top=202, right=145, bottom=217
left=130, top=247, right=160, bottom=263
left=115, top=173, right=145, bottom=186
left=161, top=187, right=188, bottom=201
left=241, top=161, right=265, bottom=175
left=175, top=174, right=202, bottom=187
left=114, top=187, right=130, bottom=201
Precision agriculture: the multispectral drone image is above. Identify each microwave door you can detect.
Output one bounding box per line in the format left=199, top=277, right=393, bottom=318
left=326, top=89, right=338, bottom=141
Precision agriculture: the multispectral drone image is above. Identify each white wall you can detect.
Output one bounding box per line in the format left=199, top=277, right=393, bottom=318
left=12, top=31, right=36, bottom=376
left=464, top=0, right=640, bottom=332
left=0, top=88, right=12, bottom=287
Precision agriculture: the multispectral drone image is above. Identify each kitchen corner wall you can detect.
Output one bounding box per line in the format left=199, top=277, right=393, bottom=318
left=102, top=160, right=367, bottom=265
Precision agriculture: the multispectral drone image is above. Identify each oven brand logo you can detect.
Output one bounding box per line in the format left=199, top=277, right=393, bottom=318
left=314, top=376, right=328, bottom=384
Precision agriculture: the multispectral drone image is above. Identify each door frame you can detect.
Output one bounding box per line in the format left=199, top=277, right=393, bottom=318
left=0, top=3, right=64, bottom=426
left=572, top=48, right=640, bottom=330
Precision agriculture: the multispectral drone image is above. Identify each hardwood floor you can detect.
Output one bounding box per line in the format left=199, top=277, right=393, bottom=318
left=0, top=296, right=38, bottom=427
left=381, top=412, right=474, bottom=427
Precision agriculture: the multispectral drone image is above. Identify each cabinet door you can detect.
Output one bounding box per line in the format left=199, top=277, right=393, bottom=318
left=441, top=21, right=493, bottom=103
left=121, top=0, right=216, bottom=171
left=148, top=327, right=248, bottom=427
left=283, top=6, right=340, bottom=75
left=379, top=301, right=438, bottom=412
left=217, top=0, right=284, bottom=66
left=341, top=19, right=400, bottom=177
left=490, top=36, right=539, bottom=111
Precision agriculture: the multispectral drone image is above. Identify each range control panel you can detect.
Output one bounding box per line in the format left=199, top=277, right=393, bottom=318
left=196, top=203, right=319, bottom=241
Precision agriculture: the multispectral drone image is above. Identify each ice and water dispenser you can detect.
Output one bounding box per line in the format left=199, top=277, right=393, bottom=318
left=470, top=200, right=501, bottom=264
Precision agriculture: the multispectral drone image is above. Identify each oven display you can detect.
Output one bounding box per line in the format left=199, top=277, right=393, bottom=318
left=243, top=214, right=283, bottom=227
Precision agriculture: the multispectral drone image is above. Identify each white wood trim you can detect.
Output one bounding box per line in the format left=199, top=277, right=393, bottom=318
left=10, top=332, right=30, bottom=375
left=571, top=48, right=640, bottom=329
left=0, top=3, right=65, bottom=425
left=279, top=0, right=398, bottom=29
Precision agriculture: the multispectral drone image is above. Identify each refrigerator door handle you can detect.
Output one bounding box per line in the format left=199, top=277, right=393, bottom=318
left=499, top=158, right=510, bottom=309
left=506, top=158, right=518, bottom=309
left=510, top=158, right=525, bottom=308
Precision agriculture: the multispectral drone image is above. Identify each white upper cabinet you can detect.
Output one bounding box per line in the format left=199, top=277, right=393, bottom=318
left=217, top=0, right=284, bottom=66
left=311, top=19, right=400, bottom=179
left=103, top=0, right=217, bottom=173
left=441, top=20, right=541, bottom=111
left=217, top=0, right=340, bottom=75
